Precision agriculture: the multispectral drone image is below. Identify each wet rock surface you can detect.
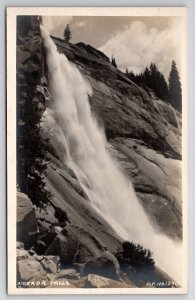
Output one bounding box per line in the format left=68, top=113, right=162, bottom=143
left=45, top=36, right=182, bottom=240
left=53, top=36, right=181, bottom=160
left=109, top=138, right=182, bottom=239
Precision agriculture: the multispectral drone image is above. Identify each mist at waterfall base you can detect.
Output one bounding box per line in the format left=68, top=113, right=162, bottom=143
left=41, top=26, right=182, bottom=285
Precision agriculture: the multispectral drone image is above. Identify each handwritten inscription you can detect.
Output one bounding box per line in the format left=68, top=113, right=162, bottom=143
left=146, top=281, right=178, bottom=288
left=17, top=280, right=70, bottom=287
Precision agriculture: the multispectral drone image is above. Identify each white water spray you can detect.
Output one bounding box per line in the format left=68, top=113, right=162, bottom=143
left=41, top=27, right=182, bottom=284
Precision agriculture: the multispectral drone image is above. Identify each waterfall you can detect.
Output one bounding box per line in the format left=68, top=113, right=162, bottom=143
left=41, top=26, right=182, bottom=285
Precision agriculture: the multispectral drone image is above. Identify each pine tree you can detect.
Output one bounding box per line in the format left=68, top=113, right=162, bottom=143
left=125, top=63, right=169, bottom=101
left=143, top=67, right=150, bottom=81
left=168, top=60, right=182, bottom=112
left=146, top=63, right=169, bottom=101
left=128, top=71, right=136, bottom=82
left=111, top=56, right=117, bottom=68
left=17, top=74, right=51, bottom=207
left=64, top=24, right=72, bottom=43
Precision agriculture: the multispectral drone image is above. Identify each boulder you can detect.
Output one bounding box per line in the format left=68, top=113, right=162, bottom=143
left=51, top=226, right=63, bottom=234
left=32, top=253, right=44, bottom=262
left=17, top=249, right=29, bottom=261
left=85, top=274, right=134, bottom=288
left=83, top=252, right=120, bottom=280
left=46, top=274, right=77, bottom=288
left=45, top=232, right=75, bottom=263
left=34, top=231, right=58, bottom=255
left=46, top=224, right=104, bottom=264
left=17, top=258, right=46, bottom=282
left=37, top=219, right=52, bottom=233
left=28, top=249, right=36, bottom=256
left=57, top=268, right=80, bottom=280
left=35, top=205, right=58, bottom=225
left=17, top=192, right=37, bottom=248
left=17, top=241, right=24, bottom=249
left=17, top=247, right=61, bottom=287
left=40, top=255, right=60, bottom=274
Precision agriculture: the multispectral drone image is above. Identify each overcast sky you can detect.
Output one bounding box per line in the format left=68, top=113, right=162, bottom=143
left=42, top=16, right=182, bottom=80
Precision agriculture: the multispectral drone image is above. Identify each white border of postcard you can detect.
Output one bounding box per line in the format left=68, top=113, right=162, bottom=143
left=7, top=6, right=188, bottom=295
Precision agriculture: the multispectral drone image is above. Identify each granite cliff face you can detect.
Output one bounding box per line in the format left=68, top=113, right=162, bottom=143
left=16, top=17, right=182, bottom=288
left=49, top=36, right=182, bottom=240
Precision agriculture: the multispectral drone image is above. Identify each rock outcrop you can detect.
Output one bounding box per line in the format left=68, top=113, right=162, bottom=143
left=17, top=192, right=37, bottom=248
left=109, top=138, right=182, bottom=238
left=83, top=252, right=120, bottom=280
left=85, top=274, right=134, bottom=288
left=52, top=36, right=181, bottom=161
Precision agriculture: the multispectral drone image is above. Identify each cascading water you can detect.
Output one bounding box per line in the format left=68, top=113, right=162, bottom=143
left=41, top=26, right=182, bottom=284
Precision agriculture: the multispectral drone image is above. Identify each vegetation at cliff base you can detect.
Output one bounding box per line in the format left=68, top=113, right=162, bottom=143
left=117, top=240, right=155, bottom=268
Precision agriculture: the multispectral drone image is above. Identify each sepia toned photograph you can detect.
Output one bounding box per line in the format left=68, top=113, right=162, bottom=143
left=7, top=7, right=188, bottom=294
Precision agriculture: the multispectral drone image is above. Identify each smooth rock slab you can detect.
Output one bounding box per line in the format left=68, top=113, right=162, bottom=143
left=86, top=274, right=134, bottom=288
left=57, top=268, right=80, bottom=280
left=17, top=259, right=46, bottom=282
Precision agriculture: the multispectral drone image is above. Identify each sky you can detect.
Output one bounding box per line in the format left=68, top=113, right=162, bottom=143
left=42, top=16, right=183, bottom=80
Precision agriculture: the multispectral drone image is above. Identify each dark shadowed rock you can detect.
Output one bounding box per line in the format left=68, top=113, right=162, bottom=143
left=45, top=231, right=77, bottom=263
left=35, top=231, right=58, bottom=255
left=17, top=192, right=37, bottom=248
left=37, top=219, right=52, bottom=233
left=83, top=252, right=120, bottom=280
left=45, top=224, right=104, bottom=264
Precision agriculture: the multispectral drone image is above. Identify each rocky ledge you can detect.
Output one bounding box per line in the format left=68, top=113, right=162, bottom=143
left=17, top=191, right=178, bottom=288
